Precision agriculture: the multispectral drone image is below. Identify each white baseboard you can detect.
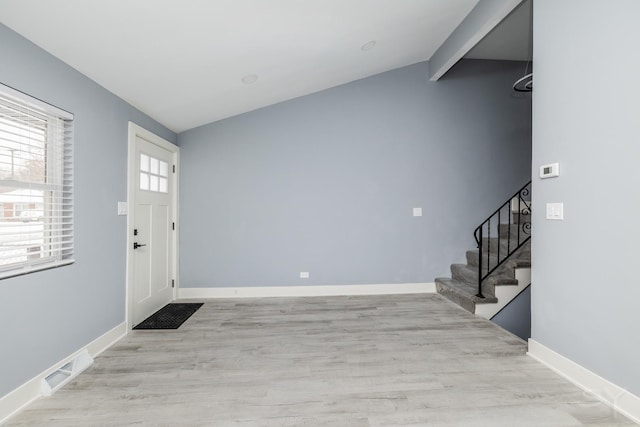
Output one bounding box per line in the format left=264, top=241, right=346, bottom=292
left=179, top=282, right=436, bottom=299
left=0, top=322, right=126, bottom=424
left=528, top=339, right=640, bottom=424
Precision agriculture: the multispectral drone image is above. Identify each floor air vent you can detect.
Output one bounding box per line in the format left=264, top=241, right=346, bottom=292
left=41, top=349, right=94, bottom=396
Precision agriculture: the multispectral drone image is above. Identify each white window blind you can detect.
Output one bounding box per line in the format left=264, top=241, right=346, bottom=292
left=0, top=83, right=74, bottom=279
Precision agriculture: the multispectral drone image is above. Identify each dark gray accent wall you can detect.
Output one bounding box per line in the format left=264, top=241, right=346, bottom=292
left=532, top=1, right=640, bottom=396
left=491, top=286, right=531, bottom=341
left=0, top=24, right=176, bottom=397
left=178, top=60, right=531, bottom=288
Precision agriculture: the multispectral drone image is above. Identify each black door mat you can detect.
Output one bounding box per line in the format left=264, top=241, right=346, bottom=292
left=133, top=303, right=203, bottom=330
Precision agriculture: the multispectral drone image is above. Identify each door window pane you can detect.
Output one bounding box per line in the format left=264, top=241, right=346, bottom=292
left=140, top=172, right=149, bottom=191
left=150, top=157, right=159, bottom=175
left=149, top=175, right=158, bottom=192
left=140, top=154, right=149, bottom=172
left=139, top=152, right=170, bottom=193
left=159, top=161, right=168, bottom=177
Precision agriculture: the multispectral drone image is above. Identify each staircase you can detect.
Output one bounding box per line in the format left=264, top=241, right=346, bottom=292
left=436, top=181, right=531, bottom=319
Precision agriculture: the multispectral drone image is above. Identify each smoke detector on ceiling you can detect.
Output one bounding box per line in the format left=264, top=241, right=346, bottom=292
left=361, top=40, right=376, bottom=51
left=241, top=74, right=258, bottom=85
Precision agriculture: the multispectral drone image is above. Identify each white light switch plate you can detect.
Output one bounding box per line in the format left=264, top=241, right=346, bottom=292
left=300, top=272, right=309, bottom=279
left=546, top=202, right=563, bottom=220
left=117, top=201, right=128, bottom=216
left=413, top=207, right=422, bottom=217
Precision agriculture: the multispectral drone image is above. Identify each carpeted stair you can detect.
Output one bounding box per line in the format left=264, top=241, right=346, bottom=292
left=436, top=222, right=531, bottom=314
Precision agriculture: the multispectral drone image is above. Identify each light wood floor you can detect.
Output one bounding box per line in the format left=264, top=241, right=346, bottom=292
left=6, top=294, right=635, bottom=426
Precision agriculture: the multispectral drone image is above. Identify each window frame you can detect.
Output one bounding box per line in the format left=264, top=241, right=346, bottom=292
left=0, top=83, right=74, bottom=279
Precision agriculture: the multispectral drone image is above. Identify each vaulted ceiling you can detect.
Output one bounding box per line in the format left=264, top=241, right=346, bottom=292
left=0, top=0, right=529, bottom=133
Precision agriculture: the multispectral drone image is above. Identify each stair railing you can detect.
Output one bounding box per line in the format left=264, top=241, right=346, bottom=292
left=473, top=181, right=531, bottom=298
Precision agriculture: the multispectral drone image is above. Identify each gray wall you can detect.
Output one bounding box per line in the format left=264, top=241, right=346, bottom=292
left=0, top=24, right=176, bottom=397
left=178, top=60, right=531, bottom=288
left=492, top=286, right=531, bottom=341
left=532, top=1, right=640, bottom=395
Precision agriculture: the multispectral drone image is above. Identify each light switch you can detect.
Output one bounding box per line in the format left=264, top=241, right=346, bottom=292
left=117, top=201, right=128, bottom=216
left=546, top=202, right=563, bottom=220
left=413, top=207, right=422, bottom=217
left=300, top=272, right=309, bottom=279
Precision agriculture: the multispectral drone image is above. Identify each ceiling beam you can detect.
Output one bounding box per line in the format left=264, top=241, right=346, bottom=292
left=428, top=0, right=524, bottom=81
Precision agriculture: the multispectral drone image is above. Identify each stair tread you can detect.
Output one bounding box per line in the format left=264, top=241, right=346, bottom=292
left=508, top=258, right=531, bottom=268
left=480, top=236, right=531, bottom=254
left=435, top=278, right=498, bottom=313
left=450, top=263, right=519, bottom=286
left=466, top=246, right=531, bottom=268
left=435, top=277, right=483, bottom=298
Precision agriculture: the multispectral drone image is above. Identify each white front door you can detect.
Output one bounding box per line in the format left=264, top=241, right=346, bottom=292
left=127, top=123, right=178, bottom=327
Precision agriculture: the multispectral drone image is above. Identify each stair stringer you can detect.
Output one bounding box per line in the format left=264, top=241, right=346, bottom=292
left=475, top=267, right=531, bottom=319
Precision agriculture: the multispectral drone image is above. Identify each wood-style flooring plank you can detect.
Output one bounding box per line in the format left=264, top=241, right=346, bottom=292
left=5, top=294, right=635, bottom=426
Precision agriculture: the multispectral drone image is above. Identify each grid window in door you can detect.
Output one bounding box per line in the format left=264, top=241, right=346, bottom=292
left=140, top=153, right=168, bottom=193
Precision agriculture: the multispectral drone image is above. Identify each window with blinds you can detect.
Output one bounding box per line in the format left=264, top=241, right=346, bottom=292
left=0, top=83, right=74, bottom=279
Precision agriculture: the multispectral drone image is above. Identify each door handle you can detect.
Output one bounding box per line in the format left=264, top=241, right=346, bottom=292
left=133, top=242, right=147, bottom=249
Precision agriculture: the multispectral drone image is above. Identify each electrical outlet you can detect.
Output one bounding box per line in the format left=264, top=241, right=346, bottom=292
left=300, top=272, right=309, bottom=279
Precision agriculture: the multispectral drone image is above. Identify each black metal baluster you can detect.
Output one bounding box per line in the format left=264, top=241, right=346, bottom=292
left=497, top=209, right=501, bottom=263
left=476, top=226, right=484, bottom=298
left=507, top=203, right=511, bottom=257
left=486, top=218, right=491, bottom=291
left=473, top=181, right=532, bottom=299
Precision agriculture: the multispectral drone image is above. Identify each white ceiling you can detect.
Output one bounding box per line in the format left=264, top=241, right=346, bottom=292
left=0, top=0, right=496, bottom=133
